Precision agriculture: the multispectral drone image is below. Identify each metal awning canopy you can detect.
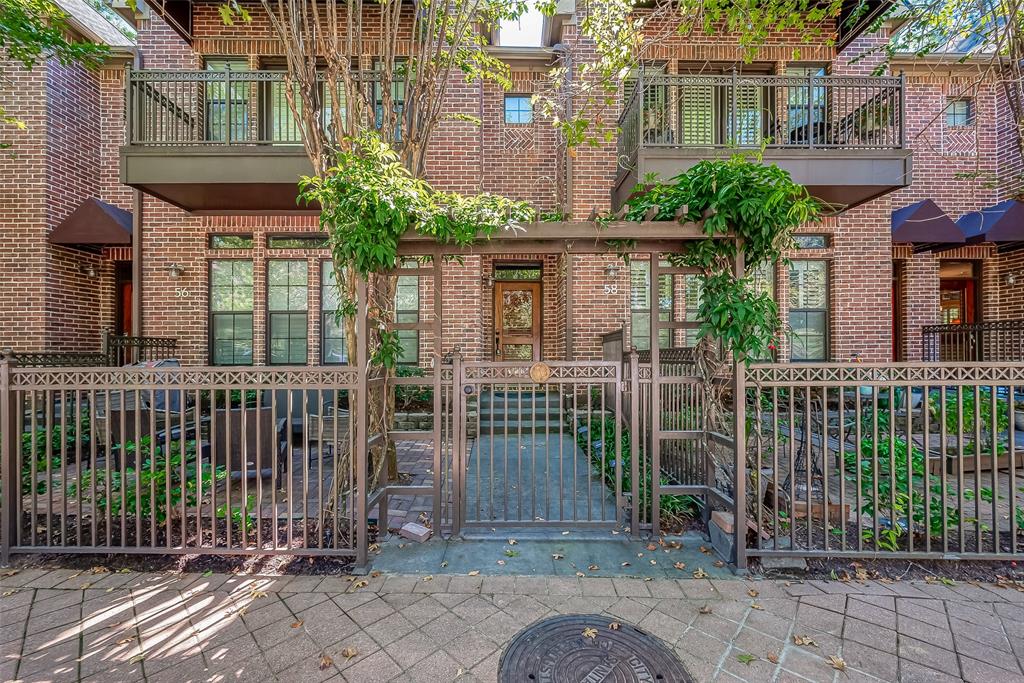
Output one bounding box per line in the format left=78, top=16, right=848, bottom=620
left=891, top=198, right=965, bottom=252
left=48, top=198, right=132, bottom=247
left=958, top=200, right=1024, bottom=244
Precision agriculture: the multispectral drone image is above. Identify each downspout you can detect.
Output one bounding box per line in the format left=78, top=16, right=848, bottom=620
left=478, top=77, right=485, bottom=191
left=130, top=50, right=143, bottom=336
left=553, top=43, right=574, bottom=360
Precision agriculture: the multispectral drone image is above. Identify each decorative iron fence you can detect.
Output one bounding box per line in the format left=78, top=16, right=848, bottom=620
left=617, top=72, right=905, bottom=165
left=11, top=332, right=177, bottom=368
left=0, top=360, right=369, bottom=562
left=922, top=319, right=1024, bottom=363
left=744, top=362, right=1024, bottom=563
left=125, top=68, right=384, bottom=146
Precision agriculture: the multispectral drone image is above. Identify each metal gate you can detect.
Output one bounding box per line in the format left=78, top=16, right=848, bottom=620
left=450, top=359, right=624, bottom=534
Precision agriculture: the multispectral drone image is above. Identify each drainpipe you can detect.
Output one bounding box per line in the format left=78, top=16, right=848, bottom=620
left=552, top=44, right=573, bottom=361
left=130, top=50, right=143, bottom=337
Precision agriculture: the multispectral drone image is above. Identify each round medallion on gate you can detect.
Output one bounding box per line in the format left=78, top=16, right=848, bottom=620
left=498, top=614, right=693, bottom=683
left=529, top=361, right=552, bottom=383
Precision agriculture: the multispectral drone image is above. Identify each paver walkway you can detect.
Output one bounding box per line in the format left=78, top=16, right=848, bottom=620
left=3, top=567, right=1024, bottom=682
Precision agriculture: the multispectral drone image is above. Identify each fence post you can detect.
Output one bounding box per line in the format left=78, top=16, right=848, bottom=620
left=732, top=243, right=747, bottom=571
left=1, top=350, right=18, bottom=565
left=450, top=350, right=463, bottom=537
left=628, top=349, right=640, bottom=531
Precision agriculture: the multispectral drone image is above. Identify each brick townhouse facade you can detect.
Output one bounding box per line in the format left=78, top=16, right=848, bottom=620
left=1, top=0, right=1021, bottom=367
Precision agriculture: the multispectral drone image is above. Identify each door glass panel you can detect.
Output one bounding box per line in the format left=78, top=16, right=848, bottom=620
left=503, top=344, right=533, bottom=360
left=502, top=290, right=534, bottom=330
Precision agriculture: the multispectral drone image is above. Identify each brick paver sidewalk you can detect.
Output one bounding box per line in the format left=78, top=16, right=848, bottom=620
left=2, top=568, right=1023, bottom=682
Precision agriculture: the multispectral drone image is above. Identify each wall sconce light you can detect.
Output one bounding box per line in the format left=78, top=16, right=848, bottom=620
left=167, top=263, right=185, bottom=279
left=79, top=263, right=97, bottom=278
left=1007, top=272, right=1019, bottom=287
left=604, top=263, right=620, bottom=279
left=481, top=274, right=494, bottom=287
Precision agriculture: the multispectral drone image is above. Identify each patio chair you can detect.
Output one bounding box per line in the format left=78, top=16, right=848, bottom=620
left=209, top=405, right=289, bottom=481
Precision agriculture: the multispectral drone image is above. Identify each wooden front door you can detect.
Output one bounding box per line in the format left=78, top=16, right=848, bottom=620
left=494, top=281, right=541, bottom=361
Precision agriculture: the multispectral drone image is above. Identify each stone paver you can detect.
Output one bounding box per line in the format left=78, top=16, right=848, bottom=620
left=1, top=567, right=1023, bottom=682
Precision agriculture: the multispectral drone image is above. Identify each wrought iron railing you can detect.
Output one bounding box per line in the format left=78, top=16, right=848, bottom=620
left=12, top=332, right=178, bottom=367
left=922, top=319, right=1024, bottom=363
left=125, top=68, right=384, bottom=146
left=617, top=72, right=906, bottom=166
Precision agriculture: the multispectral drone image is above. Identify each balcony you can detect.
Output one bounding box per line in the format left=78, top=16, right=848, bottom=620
left=922, top=319, right=1024, bottom=363
left=121, top=69, right=374, bottom=212
left=613, top=73, right=913, bottom=210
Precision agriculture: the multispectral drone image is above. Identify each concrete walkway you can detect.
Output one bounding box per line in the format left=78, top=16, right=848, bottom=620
left=2, top=566, right=1024, bottom=682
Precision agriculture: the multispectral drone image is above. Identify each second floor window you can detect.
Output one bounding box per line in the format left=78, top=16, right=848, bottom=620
left=789, top=260, right=828, bottom=361
left=946, top=98, right=974, bottom=127
left=210, top=260, right=254, bottom=365
left=267, top=260, right=308, bottom=364
left=504, top=95, right=533, bottom=124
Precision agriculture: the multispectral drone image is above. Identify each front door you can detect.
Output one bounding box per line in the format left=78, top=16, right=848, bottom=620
left=494, top=281, right=541, bottom=361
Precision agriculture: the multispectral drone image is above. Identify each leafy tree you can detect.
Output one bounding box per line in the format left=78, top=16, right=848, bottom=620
left=1, top=0, right=108, bottom=143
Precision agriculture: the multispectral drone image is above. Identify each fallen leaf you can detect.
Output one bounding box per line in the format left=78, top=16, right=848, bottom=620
left=582, top=627, right=598, bottom=640
left=202, top=570, right=213, bottom=577
left=767, top=651, right=779, bottom=664
left=713, top=560, right=725, bottom=568
left=825, top=655, right=846, bottom=671
left=693, top=568, right=708, bottom=579
left=608, top=622, right=620, bottom=630
left=747, top=588, right=759, bottom=598
left=552, top=554, right=564, bottom=560
left=423, top=576, right=433, bottom=582
left=0, top=570, right=18, bottom=577
left=468, top=570, right=480, bottom=576
left=736, top=653, right=757, bottom=665
left=320, top=654, right=335, bottom=670
left=673, top=562, right=686, bottom=570
left=792, top=635, right=818, bottom=647
left=370, top=570, right=382, bottom=578
left=129, top=654, right=145, bottom=664
left=576, top=572, right=585, bottom=578
left=341, top=647, right=358, bottom=661
left=439, top=562, right=448, bottom=569
left=1, top=591, right=16, bottom=597
left=352, top=580, right=369, bottom=589
left=561, top=531, right=570, bottom=535
left=81, top=583, right=92, bottom=590
left=116, top=636, right=137, bottom=645
left=698, top=605, right=712, bottom=615
left=249, top=589, right=268, bottom=599
left=504, top=549, right=519, bottom=557
left=496, top=560, right=506, bottom=566
left=699, top=546, right=711, bottom=554
left=646, top=543, right=658, bottom=551
left=508, top=539, right=518, bottom=545
left=620, top=562, right=631, bottom=567
left=751, top=603, right=764, bottom=610
left=90, top=566, right=110, bottom=574
left=291, top=621, right=304, bottom=629
left=643, top=577, right=653, bottom=582
left=588, top=564, right=600, bottom=571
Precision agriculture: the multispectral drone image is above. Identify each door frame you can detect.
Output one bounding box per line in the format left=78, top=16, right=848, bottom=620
left=492, top=280, right=543, bottom=361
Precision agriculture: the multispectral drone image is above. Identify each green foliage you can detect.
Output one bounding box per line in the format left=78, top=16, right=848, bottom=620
left=69, top=437, right=254, bottom=531
left=299, top=131, right=533, bottom=279
left=577, top=413, right=698, bottom=520
left=394, top=365, right=434, bottom=412
left=625, top=157, right=819, bottom=362
left=20, top=407, right=91, bottom=495
left=929, top=389, right=1010, bottom=454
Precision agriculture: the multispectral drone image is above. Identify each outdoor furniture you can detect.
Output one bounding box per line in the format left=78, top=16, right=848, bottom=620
left=210, top=406, right=289, bottom=480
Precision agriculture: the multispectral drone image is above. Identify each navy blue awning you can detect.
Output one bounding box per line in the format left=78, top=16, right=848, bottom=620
left=957, top=200, right=1024, bottom=243
left=891, top=199, right=965, bottom=249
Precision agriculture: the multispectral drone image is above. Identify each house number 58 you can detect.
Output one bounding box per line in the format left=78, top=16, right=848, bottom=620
left=175, top=287, right=190, bottom=298
left=603, top=284, right=618, bottom=294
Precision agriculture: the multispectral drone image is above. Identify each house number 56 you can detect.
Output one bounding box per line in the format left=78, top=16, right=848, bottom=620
left=175, top=287, right=190, bottom=298
left=603, top=284, right=618, bottom=294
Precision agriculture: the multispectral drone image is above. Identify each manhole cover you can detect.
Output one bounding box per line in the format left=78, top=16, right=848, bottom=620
left=498, top=614, right=694, bottom=683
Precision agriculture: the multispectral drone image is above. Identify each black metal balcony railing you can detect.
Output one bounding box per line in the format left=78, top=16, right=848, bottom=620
left=921, top=319, right=1024, bottom=363
left=616, top=72, right=906, bottom=165
left=125, top=69, right=386, bottom=146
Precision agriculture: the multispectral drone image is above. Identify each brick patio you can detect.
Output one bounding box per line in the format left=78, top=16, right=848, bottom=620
left=2, top=566, right=1024, bottom=682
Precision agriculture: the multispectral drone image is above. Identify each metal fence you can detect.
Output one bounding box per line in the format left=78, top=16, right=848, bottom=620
left=126, top=68, right=383, bottom=146
left=744, top=363, right=1024, bottom=562
left=0, top=361, right=367, bottom=561
left=12, top=333, right=178, bottom=368
left=618, top=72, right=905, bottom=164
left=922, top=319, right=1024, bottom=363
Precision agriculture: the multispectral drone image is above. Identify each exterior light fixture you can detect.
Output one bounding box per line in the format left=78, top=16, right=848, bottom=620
left=1007, top=272, right=1019, bottom=287
left=604, top=263, right=620, bottom=279
left=79, top=263, right=97, bottom=278
left=167, top=262, right=185, bottom=279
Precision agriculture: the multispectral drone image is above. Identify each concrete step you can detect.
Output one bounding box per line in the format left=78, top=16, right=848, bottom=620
left=475, top=421, right=568, bottom=434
